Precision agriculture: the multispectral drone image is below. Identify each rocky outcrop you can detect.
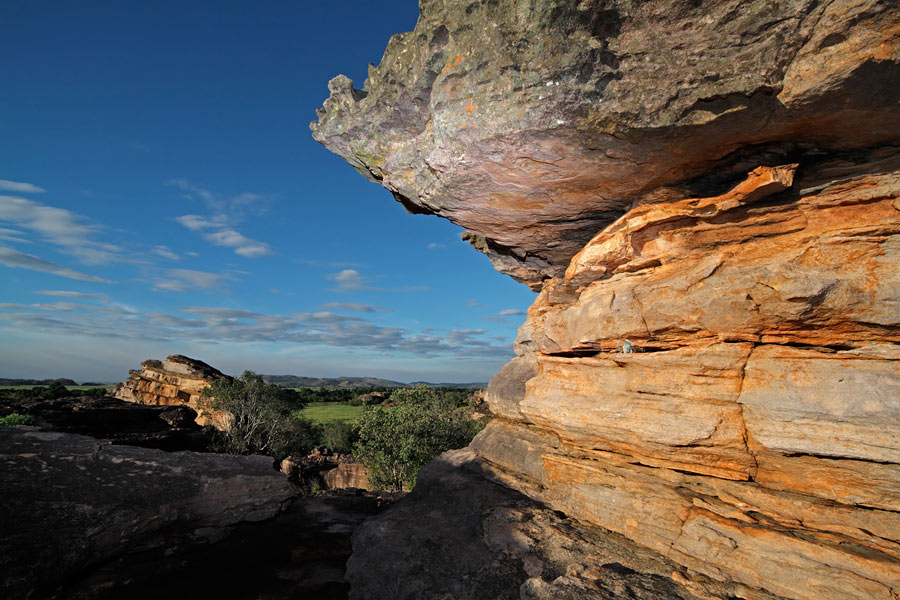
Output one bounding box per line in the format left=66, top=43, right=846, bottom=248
left=314, top=1, right=900, bottom=598
left=281, top=450, right=372, bottom=491
left=0, top=428, right=296, bottom=599
left=0, top=394, right=211, bottom=451
left=113, top=354, right=228, bottom=428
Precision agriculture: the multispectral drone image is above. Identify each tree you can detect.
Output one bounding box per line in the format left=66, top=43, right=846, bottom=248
left=203, top=371, right=318, bottom=458
left=353, top=385, right=485, bottom=491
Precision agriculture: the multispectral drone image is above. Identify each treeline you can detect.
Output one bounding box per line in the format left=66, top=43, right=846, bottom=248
left=0, top=382, right=109, bottom=401
left=292, top=386, right=478, bottom=406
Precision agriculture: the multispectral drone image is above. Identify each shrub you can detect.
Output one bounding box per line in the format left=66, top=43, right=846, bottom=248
left=204, top=371, right=317, bottom=458
left=353, top=385, right=486, bottom=491
left=321, top=420, right=359, bottom=453
left=0, top=413, right=35, bottom=427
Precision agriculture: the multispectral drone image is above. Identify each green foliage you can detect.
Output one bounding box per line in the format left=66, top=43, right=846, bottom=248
left=204, top=371, right=318, bottom=458
left=353, top=385, right=486, bottom=491
left=0, top=412, right=35, bottom=427
left=616, top=339, right=639, bottom=354
left=321, top=420, right=359, bottom=453
left=0, top=383, right=110, bottom=401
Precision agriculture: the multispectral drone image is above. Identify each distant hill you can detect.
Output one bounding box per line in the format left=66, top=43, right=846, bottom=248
left=0, top=378, right=79, bottom=386
left=262, top=375, right=486, bottom=389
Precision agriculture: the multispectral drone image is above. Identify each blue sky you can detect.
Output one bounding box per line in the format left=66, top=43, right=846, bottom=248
left=0, top=1, right=535, bottom=383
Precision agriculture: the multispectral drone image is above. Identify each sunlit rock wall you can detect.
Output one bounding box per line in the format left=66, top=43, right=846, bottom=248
left=314, top=1, right=900, bottom=598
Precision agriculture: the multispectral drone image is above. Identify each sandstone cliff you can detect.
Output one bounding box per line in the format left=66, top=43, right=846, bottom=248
left=113, top=354, right=228, bottom=428
left=313, top=1, right=900, bottom=598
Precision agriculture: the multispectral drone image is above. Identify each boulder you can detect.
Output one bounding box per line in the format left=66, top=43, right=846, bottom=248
left=113, top=354, right=228, bottom=428
left=314, top=0, right=900, bottom=598
left=0, top=428, right=296, bottom=599
left=0, top=394, right=210, bottom=452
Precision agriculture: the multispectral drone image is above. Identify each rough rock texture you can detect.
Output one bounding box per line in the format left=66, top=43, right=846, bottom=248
left=313, top=0, right=900, bottom=289
left=314, top=1, right=900, bottom=599
left=0, top=394, right=211, bottom=451
left=0, top=428, right=296, bottom=599
left=113, top=354, right=228, bottom=428
left=282, top=451, right=373, bottom=491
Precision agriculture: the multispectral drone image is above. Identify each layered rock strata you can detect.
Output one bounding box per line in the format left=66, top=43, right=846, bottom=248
left=114, top=354, right=228, bottom=428
left=314, top=1, right=900, bottom=598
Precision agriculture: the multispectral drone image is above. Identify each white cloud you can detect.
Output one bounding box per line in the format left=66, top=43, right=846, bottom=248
left=480, top=308, right=527, bottom=322
left=427, top=242, right=446, bottom=249
left=0, top=246, right=111, bottom=283
left=0, top=179, right=45, bottom=194
left=327, top=269, right=366, bottom=291
left=153, top=268, right=234, bottom=292
left=169, top=181, right=272, bottom=258
left=0, top=195, right=122, bottom=265
left=0, top=302, right=514, bottom=359
left=36, top=290, right=111, bottom=302
left=152, top=245, right=179, bottom=260
left=203, top=228, right=271, bottom=257
left=321, top=302, right=392, bottom=313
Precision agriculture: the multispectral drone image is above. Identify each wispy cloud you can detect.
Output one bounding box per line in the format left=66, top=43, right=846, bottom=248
left=0, top=302, right=513, bottom=359
left=321, top=302, right=393, bottom=313
left=0, top=195, right=122, bottom=265
left=0, top=179, right=45, bottom=194
left=427, top=242, right=446, bottom=249
left=168, top=179, right=272, bottom=258
left=153, top=268, right=234, bottom=292
left=327, top=269, right=367, bottom=291
left=0, top=246, right=112, bottom=283
left=480, top=308, right=527, bottom=323
left=36, top=290, right=111, bottom=302
left=152, top=245, right=179, bottom=260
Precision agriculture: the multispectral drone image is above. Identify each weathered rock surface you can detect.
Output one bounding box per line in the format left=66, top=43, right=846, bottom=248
left=0, top=428, right=296, bottom=599
left=280, top=450, right=373, bottom=491
left=0, top=394, right=210, bottom=451
left=113, top=354, right=228, bottom=428
left=315, top=1, right=900, bottom=598
left=348, top=450, right=770, bottom=600
left=312, top=0, right=900, bottom=289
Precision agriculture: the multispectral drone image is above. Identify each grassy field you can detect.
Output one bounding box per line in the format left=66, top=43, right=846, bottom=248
left=294, top=401, right=366, bottom=425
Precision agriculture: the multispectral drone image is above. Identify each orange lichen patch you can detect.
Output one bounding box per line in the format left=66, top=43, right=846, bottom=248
left=443, top=54, right=462, bottom=72
left=465, top=104, right=475, bottom=112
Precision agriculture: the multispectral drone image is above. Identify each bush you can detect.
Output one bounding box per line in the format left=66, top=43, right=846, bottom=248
left=204, top=371, right=318, bottom=458
left=0, top=413, right=35, bottom=427
left=353, top=385, right=486, bottom=491
left=321, top=420, right=359, bottom=453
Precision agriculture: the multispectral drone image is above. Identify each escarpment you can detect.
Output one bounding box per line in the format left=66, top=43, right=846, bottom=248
left=313, top=1, right=900, bottom=599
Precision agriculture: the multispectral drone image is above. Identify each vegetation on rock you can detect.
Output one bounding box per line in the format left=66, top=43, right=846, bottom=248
left=353, top=385, right=486, bottom=491
left=204, top=371, right=319, bottom=458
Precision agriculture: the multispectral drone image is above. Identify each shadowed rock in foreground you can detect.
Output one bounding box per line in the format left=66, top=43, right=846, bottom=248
left=0, top=428, right=389, bottom=600
left=314, top=0, right=900, bottom=598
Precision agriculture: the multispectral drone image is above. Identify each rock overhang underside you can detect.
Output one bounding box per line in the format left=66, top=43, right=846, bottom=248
left=311, top=0, right=900, bottom=290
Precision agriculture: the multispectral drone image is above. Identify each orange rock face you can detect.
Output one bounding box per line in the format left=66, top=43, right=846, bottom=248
left=113, top=354, right=228, bottom=428
left=474, top=149, right=900, bottom=599
left=314, top=0, right=900, bottom=597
